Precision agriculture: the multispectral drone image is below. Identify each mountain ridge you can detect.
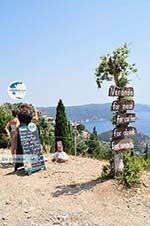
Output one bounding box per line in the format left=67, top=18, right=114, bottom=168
left=38, top=103, right=150, bottom=121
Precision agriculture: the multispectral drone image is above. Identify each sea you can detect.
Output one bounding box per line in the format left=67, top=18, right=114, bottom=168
left=83, top=112, right=150, bottom=137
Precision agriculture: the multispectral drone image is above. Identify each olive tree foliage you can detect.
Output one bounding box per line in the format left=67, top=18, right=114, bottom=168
left=95, top=43, right=137, bottom=88
left=37, top=114, right=55, bottom=153
left=0, top=106, right=11, bottom=148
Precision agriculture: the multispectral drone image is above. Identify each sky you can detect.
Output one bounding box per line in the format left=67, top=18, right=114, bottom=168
left=0, top=0, right=150, bottom=107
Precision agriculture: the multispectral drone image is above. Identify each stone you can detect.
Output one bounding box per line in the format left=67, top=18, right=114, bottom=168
left=46, top=218, right=50, bottom=222
left=2, top=216, right=6, bottom=220
left=5, top=200, right=11, bottom=205
left=27, top=215, right=31, bottom=219
left=20, top=199, right=28, bottom=205
left=24, top=209, right=30, bottom=214
left=137, top=189, right=142, bottom=195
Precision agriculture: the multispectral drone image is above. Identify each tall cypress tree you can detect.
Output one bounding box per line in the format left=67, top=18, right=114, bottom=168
left=144, top=144, right=149, bottom=160
left=93, top=126, right=98, bottom=139
left=55, top=99, right=74, bottom=154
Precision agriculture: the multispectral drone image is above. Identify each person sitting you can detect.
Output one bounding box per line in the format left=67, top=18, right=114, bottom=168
left=52, top=141, right=69, bottom=163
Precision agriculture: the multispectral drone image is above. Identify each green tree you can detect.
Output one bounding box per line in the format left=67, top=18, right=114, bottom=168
left=95, top=43, right=137, bottom=88
left=86, top=132, right=111, bottom=160
left=95, top=43, right=138, bottom=179
left=76, top=139, right=88, bottom=155
left=144, top=144, right=149, bottom=160
left=37, top=114, right=55, bottom=153
left=0, top=106, right=11, bottom=148
left=55, top=99, right=74, bottom=154
left=76, top=124, right=86, bottom=134
left=93, top=126, right=98, bottom=139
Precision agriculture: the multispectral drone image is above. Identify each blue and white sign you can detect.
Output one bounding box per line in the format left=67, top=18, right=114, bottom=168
left=28, top=122, right=37, bottom=133
left=8, top=81, right=27, bottom=100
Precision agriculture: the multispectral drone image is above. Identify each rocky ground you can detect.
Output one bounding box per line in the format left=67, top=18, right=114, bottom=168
left=0, top=149, right=150, bottom=226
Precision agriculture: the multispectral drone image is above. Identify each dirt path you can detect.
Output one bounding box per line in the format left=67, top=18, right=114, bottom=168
left=0, top=149, right=150, bottom=226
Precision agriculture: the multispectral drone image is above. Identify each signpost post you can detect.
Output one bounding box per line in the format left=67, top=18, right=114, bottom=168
left=95, top=44, right=138, bottom=178
left=109, top=86, right=136, bottom=176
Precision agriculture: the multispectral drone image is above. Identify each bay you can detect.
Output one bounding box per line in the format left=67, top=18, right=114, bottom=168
left=83, top=112, right=150, bottom=137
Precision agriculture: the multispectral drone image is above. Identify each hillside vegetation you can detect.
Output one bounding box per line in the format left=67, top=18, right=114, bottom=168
left=100, top=131, right=150, bottom=154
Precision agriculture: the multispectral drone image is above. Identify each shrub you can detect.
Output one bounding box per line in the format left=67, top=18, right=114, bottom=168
left=144, top=158, right=150, bottom=171
left=0, top=107, right=11, bottom=148
left=122, top=152, right=144, bottom=188
left=76, top=124, right=86, bottom=134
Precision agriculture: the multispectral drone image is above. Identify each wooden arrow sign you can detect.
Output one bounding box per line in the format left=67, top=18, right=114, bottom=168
left=109, top=86, right=134, bottom=97
left=111, top=100, right=135, bottom=112
left=113, top=127, right=137, bottom=139
left=112, top=138, right=134, bottom=151
left=116, top=113, right=136, bottom=125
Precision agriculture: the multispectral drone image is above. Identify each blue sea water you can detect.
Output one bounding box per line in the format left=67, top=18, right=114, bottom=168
left=83, top=112, right=150, bottom=137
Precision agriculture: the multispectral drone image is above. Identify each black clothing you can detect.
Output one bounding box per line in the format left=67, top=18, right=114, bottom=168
left=18, top=112, right=32, bottom=125
left=15, top=112, right=32, bottom=171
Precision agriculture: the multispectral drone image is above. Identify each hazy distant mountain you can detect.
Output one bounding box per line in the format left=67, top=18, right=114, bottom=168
left=38, top=103, right=150, bottom=122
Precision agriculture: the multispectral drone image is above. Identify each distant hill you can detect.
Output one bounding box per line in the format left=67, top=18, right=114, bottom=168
left=99, top=130, right=150, bottom=154
left=38, top=103, right=150, bottom=122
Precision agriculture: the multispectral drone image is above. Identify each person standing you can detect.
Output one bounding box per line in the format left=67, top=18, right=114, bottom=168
left=5, top=110, right=20, bottom=163
left=14, top=103, right=38, bottom=172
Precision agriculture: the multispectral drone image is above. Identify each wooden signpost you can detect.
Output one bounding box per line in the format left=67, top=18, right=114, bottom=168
left=95, top=44, right=138, bottom=177
left=109, top=85, right=134, bottom=97
left=111, top=100, right=135, bottom=112
left=113, top=127, right=137, bottom=139
left=19, top=123, right=46, bottom=175
left=112, top=138, right=134, bottom=151
left=116, top=113, right=136, bottom=125
left=109, top=86, right=136, bottom=176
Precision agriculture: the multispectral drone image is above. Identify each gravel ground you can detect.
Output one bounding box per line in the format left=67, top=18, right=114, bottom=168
left=0, top=149, right=150, bottom=226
